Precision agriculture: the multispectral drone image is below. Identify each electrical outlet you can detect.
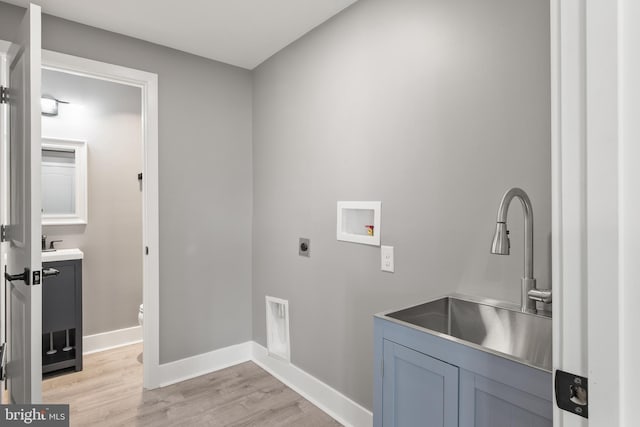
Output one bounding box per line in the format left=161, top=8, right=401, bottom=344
left=381, top=245, right=394, bottom=272
left=299, top=238, right=310, bottom=257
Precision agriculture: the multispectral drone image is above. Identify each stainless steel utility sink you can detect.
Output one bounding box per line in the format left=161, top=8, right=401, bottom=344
left=380, top=295, right=552, bottom=371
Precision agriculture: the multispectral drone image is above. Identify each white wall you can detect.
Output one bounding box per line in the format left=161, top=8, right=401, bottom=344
left=42, top=68, right=143, bottom=335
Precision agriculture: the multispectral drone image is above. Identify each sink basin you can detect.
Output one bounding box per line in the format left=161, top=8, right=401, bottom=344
left=42, top=248, right=84, bottom=262
left=380, top=295, right=552, bottom=371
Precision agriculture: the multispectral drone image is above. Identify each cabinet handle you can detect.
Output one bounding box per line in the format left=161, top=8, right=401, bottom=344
left=42, top=268, right=60, bottom=278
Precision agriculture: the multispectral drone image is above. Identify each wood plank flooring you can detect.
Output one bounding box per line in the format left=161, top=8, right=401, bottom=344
left=42, top=343, right=342, bottom=427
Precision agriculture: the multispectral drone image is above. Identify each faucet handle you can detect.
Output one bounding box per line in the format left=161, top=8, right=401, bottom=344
left=528, top=288, right=552, bottom=304
left=49, top=240, right=63, bottom=250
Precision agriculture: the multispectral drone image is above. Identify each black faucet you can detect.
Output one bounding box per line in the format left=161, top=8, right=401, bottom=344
left=42, top=235, right=62, bottom=251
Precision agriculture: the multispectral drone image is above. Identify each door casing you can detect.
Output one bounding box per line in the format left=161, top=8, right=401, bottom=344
left=551, top=0, right=640, bottom=425
left=40, top=49, right=161, bottom=390
left=0, top=46, right=160, bottom=392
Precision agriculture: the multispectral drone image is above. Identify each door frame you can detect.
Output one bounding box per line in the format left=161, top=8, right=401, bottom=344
left=550, top=1, right=588, bottom=425
left=40, top=50, right=161, bottom=389
left=0, top=40, right=11, bottom=354
left=551, top=0, right=639, bottom=425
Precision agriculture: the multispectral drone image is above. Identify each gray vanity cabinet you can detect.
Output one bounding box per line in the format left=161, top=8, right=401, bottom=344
left=382, top=340, right=458, bottom=427
left=42, top=259, right=83, bottom=373
left=374, top=316, right=552, bottom=427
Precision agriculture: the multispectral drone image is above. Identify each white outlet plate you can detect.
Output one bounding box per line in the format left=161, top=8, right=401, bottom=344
left=381, top=245, right=394, bottom=273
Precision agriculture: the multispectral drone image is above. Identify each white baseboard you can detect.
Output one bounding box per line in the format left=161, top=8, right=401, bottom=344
left=158, top=341, right=252, bottom=387
left=153, top=341, right=372, bottom=427
left=251, top=342, right=373, bottom=427
left=83, top=325, right=142, bottom=355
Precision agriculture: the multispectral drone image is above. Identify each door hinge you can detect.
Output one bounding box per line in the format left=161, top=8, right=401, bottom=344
left=0, top=224, right=7, bottom=242
left=145, top=246, right=149, bottom=255
left=0, top=86, right=7, bottom=104
left=138, top=172, right=143, bottom=182
left=381, top=360, right=384, bottom=378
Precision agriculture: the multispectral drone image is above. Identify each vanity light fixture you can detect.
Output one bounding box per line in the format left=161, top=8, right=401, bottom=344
left=40, top=95, right=69, bottom=116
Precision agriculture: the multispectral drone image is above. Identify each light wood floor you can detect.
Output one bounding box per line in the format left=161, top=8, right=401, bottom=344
left=43, top=343, right=342, bottom=427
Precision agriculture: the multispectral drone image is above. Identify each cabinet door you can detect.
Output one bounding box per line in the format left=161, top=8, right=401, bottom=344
left=459, top=370, right=552, bottom=427
left=382, top=340, right=459, bottom=427
left=42, top=261, right=78, bottom=332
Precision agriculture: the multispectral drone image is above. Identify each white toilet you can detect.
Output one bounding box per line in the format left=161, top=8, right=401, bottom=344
left=138, top=304, right=144, bottom=326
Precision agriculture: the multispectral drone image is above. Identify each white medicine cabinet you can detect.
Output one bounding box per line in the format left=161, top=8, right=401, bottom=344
left=41, top=137, right=88, bottom=225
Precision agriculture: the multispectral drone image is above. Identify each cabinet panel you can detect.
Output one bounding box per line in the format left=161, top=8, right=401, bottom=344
left=42, top=263, right=77, bottom=332
left=42, top=259, right=83, bottom=373
left=383, top=340, right=458, bottom=427
left=460, top=370, right=552, bottom=427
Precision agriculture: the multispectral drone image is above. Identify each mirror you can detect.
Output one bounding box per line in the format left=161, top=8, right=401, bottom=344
left=41, top=137, right=87, bottom=225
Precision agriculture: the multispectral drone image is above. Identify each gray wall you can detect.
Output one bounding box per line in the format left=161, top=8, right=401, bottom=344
left=1, top=0, right=551, bottom=412
left=252, top=0, right=550, bottom=410
left=0, top=1, right=253, bottom=364
left=42, top=69, right=143, bottom=336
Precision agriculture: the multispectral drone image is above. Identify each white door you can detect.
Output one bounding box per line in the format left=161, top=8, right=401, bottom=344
left=3, top=3, right=42, bottom=404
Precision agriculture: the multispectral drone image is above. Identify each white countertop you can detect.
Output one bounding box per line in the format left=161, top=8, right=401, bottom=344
left=42, top=248, right=84, bottom=262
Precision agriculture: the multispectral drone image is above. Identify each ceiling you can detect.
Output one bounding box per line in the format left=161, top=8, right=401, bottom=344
left=4, top=0, right=358, bottom=69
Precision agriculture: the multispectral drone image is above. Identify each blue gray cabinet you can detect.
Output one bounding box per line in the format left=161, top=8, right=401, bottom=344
left=459, top=370, right=552, bottom=427
left=42, top=259, right=83, bottom=373
left=382, top=340, right=458, bottom=427
left=374, top=317, right=552, bottom=427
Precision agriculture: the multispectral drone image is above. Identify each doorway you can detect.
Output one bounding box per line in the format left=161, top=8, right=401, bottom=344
left=40, top=50, right=160, bottom=391
left=0, top=46, right=160, bottom=402
left=40, top=67, right=143, bottom=382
